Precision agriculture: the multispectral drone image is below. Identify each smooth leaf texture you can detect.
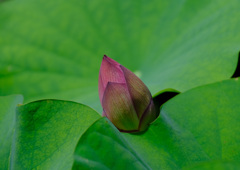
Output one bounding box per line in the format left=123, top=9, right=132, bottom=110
left=10, top=100, right=100, bottom=170
left=0, top=95, right=23, bottom=169
left=123, top=78, right=240, bottom=169
left=76, top=79, right=240, bottom=169
left=0, top=0, right=240, bottom=112
left=73, top=118, right=150, bottom=170
left=183, top=161, right=240, bottom=170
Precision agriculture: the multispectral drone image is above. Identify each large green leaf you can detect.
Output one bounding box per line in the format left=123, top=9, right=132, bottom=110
left=183, top=161, right=240, bottom=170
left=0, top=95, right=23, bottom=169
left=0, top=0, right=240, bottom=112
left=10, top=100, right=100, bottom=170
left=73, top=118, right=150, bottom=170
left=124, top=78, right=240, bottom=169
left=75, top=78, right=240, bottom=169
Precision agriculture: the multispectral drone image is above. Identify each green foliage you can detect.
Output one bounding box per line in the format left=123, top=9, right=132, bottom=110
left=0, top=0, right=240, bottom=112
left=73, top=118, right=150, bottom=170
left=182, top=161, right=240, bottom=170
left=0, top=95, right=23, bottom=169
left=0, top=0, right=240, bottom=169
left=123, top=79, right=240, bottom=169
left=74, top=79, right=240, bottom=169
left=10, top=100, right=100, bottom=169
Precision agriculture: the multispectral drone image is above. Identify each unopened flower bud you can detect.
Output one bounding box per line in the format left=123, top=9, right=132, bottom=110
left=99, top=55, right=158, bottom=132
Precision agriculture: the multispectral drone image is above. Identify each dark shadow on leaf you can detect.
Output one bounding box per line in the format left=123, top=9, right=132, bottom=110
left=231, top=51, right=240, bottom=78
left=153, top=89, right=180, bottom=117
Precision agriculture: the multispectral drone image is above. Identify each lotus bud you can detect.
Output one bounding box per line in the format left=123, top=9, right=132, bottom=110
left=98, top=55, right=158, bottom=132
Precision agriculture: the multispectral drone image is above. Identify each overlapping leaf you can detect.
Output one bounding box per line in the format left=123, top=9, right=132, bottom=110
left=74, top=79, right=240, bottom=169
left=10, top=100, right=100, bottom=169
left=0, top=95, right=23, bottom=169
left=73, top=118, right=150, bottom=170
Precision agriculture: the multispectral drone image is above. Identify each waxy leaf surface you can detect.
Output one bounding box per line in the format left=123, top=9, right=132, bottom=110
left=0, top=0, right=240, bottom=112
left=0, top=95, right=23, bottom=169
left=10, top=100, right=100, bottom=170
left=75, top=79, right=240, bottom=169
left=73, top=118, right=150, bottom=170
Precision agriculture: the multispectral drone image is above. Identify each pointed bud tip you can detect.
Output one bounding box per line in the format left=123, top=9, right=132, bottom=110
left=102, top=55, right=120, bottom=66
left=99, top=55, right=158, bottom=133
left=103, top=55, right=111, bottom=61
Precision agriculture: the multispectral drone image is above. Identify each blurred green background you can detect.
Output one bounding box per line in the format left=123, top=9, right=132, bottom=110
left=0, top=0, right=239, bottom=112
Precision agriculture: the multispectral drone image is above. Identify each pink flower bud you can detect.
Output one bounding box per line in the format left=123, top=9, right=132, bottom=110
left=99, top=55, right=158, bottom=132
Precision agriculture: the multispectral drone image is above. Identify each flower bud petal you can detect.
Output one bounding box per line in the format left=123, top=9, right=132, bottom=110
left=99, top=55, right=159, bottom=132
left=120, top=65, right=152, bottom=119
left=102, top=82, right=139, bottom=131
left=99, top=55, right=125, bottom=104
left=138, top=99, right=158, bottom=131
